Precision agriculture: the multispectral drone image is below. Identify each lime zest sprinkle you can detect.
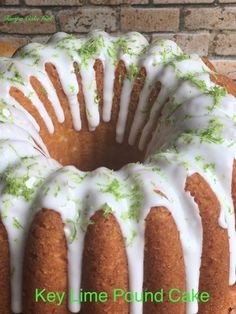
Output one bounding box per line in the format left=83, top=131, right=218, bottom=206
left=61, top=169, right=87, bottom=185
left=19, top=45, right=42, bottom=65
left=0, top=63, right=25, bottom=86
left=182, top=118, right=224, bottom=145
left=69, top=85, right=76, bottom=93
left=177, top=71, right=227, bottom=112
left=11, top=266, right=16, bottom=278
left=80, top=215, right=94, bottom=233
left=127, top=63, right=139, bottom=81
left=102, top=203, right=113, bottom=218
left=124, top=229, right=138, bottom=247
left=13, top=217, right=24, bottom=230
left=114, top=36, right=146, bottom=57
left=195, top=155, right=204, bottom=162
left=66, top=219, right=78, bottom=243
left=98, top=178, right=125, bottom=201
left=77, top=35, right=105, bottom=67
left=4, top=164, right=43, bottom=202
left=107, top=45, right=118, bottom=65
left=203, top=162, right=216, bottom=172
left=98, top=178, right=143, bottom=222
left=0, top=103, right=13, bottom=123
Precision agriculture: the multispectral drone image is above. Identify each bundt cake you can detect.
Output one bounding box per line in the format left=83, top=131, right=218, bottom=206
left=0, top=30, right=236, bottom=314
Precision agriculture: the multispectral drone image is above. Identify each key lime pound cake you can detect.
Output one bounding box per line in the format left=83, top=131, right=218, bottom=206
left=0, top=30, right=235, bottom=314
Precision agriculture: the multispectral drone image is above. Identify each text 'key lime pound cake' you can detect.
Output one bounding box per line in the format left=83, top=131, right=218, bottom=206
left=0, top=29, right=236, bottom=314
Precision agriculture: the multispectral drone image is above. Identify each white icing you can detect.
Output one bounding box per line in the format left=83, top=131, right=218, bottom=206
left=0, top=30, right=235, bottom=314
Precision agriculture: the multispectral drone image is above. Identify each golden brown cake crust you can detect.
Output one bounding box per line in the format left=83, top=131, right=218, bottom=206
left=81, top=210, right=129, bottom=314
left=202, top=57, right=236, bottom=97
left=144, top=206, right=185, bottom=314
left=0, top=221, right=11, bottom=314
left=186, top=173, right=235, bottom=314
left=23, top=209, right=69, bottom=314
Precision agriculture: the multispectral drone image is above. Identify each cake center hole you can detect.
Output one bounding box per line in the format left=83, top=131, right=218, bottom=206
left=45, top=128, right=146, bottom=171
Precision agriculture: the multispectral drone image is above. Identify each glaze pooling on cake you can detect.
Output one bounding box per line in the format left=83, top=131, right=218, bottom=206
left=0, top=30, right=235, bottom=314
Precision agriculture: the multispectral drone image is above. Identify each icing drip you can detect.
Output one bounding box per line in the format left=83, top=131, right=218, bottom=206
left=0, top=30, right=235, bottom=314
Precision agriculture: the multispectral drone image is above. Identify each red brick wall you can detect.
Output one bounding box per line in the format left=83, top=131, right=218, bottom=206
left=0, top=0, right=236, bottom=80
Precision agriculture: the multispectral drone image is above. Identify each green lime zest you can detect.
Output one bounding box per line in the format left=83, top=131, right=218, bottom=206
left=124, top=229, right=138, bottom=247
left=0, top=103, right=13, bottom=123
left=4, top=166, right=43, bottom=202
left=98, top=178, right=125, bottom=201
left=13, top=217, right=24, bottom=230
left=102, top=203, right=113, bottom=218
left=127, top=63, right=139, bottom=81
left=77, top=35, right=105, bottom=67
left=202, top=162, right=216, bottom=172
left=178, top=71, right=227, bottom=112
left=66, top=219, right=78, bottom=243
left=182, top=118, right=224, bottom=145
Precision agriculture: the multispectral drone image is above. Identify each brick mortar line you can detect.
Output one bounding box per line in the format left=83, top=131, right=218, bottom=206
left=0, top=31, right=218, bottom=36
left=54, top=10, right=61, bottom=32
left=179, top=5, right=184, bottom=32
left=2, top=3, right=236, bottom=9
left=151, top=31, right=212, bottom=34
left=0, top=29, right=235, bottom=36
left=117, top=4, right=121, bottom=33
left=208, top=54, right=236, bottom=59
left=0, top=30, right=217, bottom=36
left=131, top=3, right=236, bottom=7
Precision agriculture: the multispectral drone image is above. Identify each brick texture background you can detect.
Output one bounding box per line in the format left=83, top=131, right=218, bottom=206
left=0, top=0, right=236, bottom=80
